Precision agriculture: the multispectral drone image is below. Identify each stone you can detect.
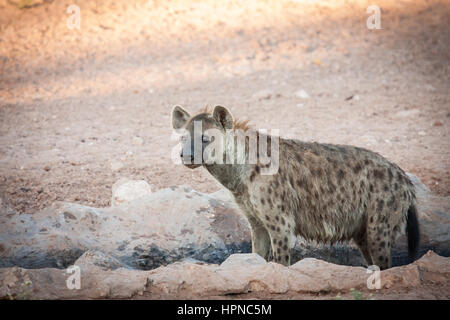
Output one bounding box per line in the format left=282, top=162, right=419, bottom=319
left=252, top=90, right=273, bottom=100
left=0, top=250, right=448, bottom=299
left=111, top=179, right=152, bottom=207
left=295, top=89, right=309, bottom=99
left=0, top=185, right=250, bottom=270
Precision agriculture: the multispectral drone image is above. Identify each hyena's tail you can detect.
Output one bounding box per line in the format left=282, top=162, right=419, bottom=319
left=407, top=204, right=420, bottom=262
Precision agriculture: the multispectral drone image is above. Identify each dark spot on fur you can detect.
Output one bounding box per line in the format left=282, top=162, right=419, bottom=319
left=380, top=241, right=385, bottom=247
left=387, top=196, right=397, bottom=210
left=377, top=199, right=384, bottom=213
left=296, top=154, right=302, bottom=163
left=283, top=245, right=288, bottom=250
left=369, top=184, right=374, bottom=192
left=265, top=215, right=270, bottom=221
left=353, top=163, right=362, bottom=174
left=360, top=181, right=365, bottom=190
left=370, top=217, right=374, bottom=223
left=388, top=168, right=394, bottom=182
left=261, top=199, right=265, bottom=205
left=373, top=169, right=385, bottom=180
left=383, top=184, right=389, bottom=192
left=281, top=217, right=285, bottom=225
left=337, top=169, right=346, bottom=180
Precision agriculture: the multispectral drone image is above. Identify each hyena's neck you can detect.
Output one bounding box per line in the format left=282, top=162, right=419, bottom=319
left=204, top=163, right=247, bottom=193
left=204, top=129, right=277, bottom=194
left=204, top=130, right=252, bottom=194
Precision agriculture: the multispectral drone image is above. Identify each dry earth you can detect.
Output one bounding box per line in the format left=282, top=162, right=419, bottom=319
left=0, top=0, right=449, bottom=214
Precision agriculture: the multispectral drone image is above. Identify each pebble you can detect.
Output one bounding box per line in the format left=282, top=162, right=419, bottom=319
left=132, top=136, right=144, bottom=145
left=295, top=89, right=309, bottom=99
left=110, top=161, right=124, bottom=171
left=252, top=90, right=273, bottom=100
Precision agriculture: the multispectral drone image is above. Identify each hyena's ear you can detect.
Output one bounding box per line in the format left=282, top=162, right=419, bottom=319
left=172, top=105, right=191, bottom=129
left=213, top=105, right=234, bottom=130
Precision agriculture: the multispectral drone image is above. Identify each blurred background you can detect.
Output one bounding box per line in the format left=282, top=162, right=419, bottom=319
left=0, top=0, right=449, bottom=213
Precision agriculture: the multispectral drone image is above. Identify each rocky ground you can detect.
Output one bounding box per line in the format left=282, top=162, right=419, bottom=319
left=0, top=175, right=449, bottom=299
left=0, top=0, right=449, bottom=300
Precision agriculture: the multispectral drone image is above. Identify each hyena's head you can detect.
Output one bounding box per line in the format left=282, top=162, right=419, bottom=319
left=171, top=105, right=234, bottom=169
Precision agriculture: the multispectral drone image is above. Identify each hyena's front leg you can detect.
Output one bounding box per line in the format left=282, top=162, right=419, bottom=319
left=247, top=215, right=271, bottom=261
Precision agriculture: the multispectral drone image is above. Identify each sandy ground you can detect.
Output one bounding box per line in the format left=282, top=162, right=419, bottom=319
left=0, top=0, right=449, bottom=217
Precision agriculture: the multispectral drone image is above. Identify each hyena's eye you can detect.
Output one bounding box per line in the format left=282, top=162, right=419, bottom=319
left=202, top=135, right=210, bottom=143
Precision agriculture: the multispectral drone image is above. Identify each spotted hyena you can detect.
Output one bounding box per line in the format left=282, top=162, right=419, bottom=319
left=171, top=105, right=420, bottom=269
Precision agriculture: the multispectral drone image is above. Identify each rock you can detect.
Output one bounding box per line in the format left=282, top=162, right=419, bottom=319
left=251, top=90, right=273, bottom=100
left=0, top=174, right=447, bottom=272
left=110, top=160, right=124, bottom=171
left=0, top=185, right=250, bottom=270
left=219, top=253, right=266, bottom=268
left=295, top=89, right=309, bottom=99
left=111, top=179, right=152, bottom=207
left=132, top=136, right=144, bottom=145
left=0, top=251, right=448, bottom=299
left=74, top=250, right=127, bottom=271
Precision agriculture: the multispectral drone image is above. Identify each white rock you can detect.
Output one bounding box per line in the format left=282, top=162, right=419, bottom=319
left=110, top=161, right=124, bottom=171
left=295, top=89, right=309, bottom=99
left=252, top=90, right=273, bottom=100
left=132, top=136, right=144, bottom=145
left=111, top=179, right=152, bottom=207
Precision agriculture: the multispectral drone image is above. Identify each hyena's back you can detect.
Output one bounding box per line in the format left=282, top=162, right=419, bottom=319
left=244, top=137, right=417, bottom=268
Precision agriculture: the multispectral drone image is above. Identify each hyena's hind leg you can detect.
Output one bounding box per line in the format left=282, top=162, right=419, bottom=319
left=247, top=215, right=272, bottom=261
left=262, top=215, right=296, bottom=266
left=367, top=220, right=393, bottom=270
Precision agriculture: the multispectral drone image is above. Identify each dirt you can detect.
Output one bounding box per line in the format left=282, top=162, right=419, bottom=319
left=0, top=0, right=449, bottom=217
